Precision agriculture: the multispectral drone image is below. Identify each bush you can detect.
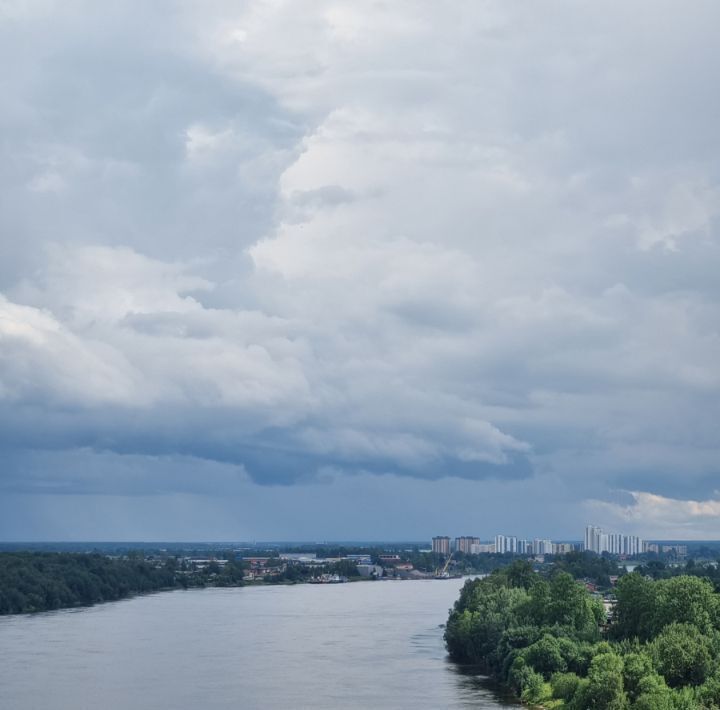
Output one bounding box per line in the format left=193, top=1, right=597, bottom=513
left=520, top=669, right=545, bottom=704
left=550, top=671, right=581, bottom=701
left=633, top=673, right=673, bottom=710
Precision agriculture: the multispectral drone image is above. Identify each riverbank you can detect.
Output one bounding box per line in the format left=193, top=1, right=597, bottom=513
left=0, top=548, right=482, bottom=617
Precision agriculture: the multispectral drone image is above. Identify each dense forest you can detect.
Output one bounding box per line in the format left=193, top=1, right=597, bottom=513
left=0, top=553, right=245, bottom=615
left=445, top=561, right=720, bottom=708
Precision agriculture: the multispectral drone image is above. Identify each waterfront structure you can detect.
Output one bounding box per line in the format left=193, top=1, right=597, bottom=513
left=357, top=564, right=384, bottom=578
left=344, top=554, right=372, bottom=565
left=432, top=536, right=451, bottom=555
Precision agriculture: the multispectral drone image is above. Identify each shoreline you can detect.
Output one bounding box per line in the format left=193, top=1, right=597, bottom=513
left=0, top=571, right=483, bottom=619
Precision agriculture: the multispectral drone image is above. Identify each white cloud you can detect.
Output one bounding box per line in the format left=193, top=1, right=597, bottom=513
left=0, top=1, right=719, bottom=535
left=586, top=491, right=720, bottom=539
left=0, top=294, right=147, bottom=406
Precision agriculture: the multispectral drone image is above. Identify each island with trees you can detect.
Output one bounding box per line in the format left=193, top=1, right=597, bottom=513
left=445, top=560, right=720, bottom=708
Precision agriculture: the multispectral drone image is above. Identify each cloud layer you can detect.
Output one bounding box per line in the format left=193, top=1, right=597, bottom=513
left=1, top=1, right=719, bottom=538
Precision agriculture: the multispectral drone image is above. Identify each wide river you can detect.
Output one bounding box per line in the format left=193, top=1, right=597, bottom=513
left=0, top=577, right=519, bottom=709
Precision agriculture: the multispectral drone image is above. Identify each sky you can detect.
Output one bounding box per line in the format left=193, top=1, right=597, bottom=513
left=1, top=1, right=719, bottom=542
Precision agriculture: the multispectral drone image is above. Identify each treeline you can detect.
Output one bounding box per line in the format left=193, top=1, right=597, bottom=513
left=445, top=561, right=720, bottom=708
left=633, top=560, right=720, bottom=590
left=553, top=550, right=620, bottom=588
left=0, top=552, right=244, bottom=615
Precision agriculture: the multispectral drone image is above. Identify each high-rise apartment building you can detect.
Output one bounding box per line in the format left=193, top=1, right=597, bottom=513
left=494, top=535, right=518, bottom=554
left=455, top=536, right=481, bottom=554
left=533, top=539, right=553, bottom=555
left=583, top=525, right=643, bottom=556
left=584, top=525, right=603, bottom=553
left=432, top=536, right=451, bottom=555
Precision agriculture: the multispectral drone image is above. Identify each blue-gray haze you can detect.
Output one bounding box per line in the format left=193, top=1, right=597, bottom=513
left=0, top=2, right=719, bottom=540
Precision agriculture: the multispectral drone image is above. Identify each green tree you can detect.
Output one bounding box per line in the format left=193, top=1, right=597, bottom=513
left=524, top=634, right=567, bottom=678
left=505, top=559, right=536, bottom=590
left=622, top=651, right=654, bottom=701
left=632, top=673, right=673, bottom=710
left=613, top=573, right=656, bottom=641
left=652, top=622, right=713, bottom=688
left=582, top=652, right=628, bottom=710
left=671, top=686, right=702, bottom=710
left=547, top=572, right=603, bottom=631
left=520, top=669, right=545, bottom=704
left=550, top=671, right=581, bottom=702
left=697, top=671, right=720, bottom=709
left=652, top=576, right=719, bottom=635
left=445, top=577, right=529, bottom=668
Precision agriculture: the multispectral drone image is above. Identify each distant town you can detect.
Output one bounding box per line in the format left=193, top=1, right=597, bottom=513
left=0, top=531, right=713, bottom=615
left=431, top=525, right=688, bottom=559
left=151, top=525, right=691, bottom=584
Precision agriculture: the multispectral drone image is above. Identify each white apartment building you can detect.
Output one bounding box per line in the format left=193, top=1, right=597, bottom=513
left=494, top=535, right=518, bottom=554
left=533, top=539, right=554, bottom=555
left=584, top=525, right=643, bottom=556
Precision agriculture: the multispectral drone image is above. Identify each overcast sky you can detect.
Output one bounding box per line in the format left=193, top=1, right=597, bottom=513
left=1, top=1, right=719, bottom=541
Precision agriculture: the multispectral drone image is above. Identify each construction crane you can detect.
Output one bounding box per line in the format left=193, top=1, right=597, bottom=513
left=435, top=551, right=454, bottom=579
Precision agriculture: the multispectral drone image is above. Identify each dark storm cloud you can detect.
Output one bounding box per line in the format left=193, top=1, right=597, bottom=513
left=1, top=1, right=720, bottom=538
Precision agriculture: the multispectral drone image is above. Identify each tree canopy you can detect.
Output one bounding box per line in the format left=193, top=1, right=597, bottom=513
left=445, top=567, right=720, bottom=709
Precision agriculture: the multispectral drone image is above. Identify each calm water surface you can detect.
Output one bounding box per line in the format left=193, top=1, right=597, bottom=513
left=0, top=577, right=519, bottom=709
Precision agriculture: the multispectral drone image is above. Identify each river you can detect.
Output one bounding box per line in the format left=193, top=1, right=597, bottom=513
left=0, top=577, right=519, bottom=709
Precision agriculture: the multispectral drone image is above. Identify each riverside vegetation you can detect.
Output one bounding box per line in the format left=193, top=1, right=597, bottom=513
left=445, top=561, right=720, bottom=708
left=0, top=551, right=364, bottom=614
left=0, top=552, right=246, bottom=614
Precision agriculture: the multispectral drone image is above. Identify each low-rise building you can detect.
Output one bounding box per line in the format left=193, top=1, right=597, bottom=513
left=472, top=543, right=495, bottom=554
left=379, top=554, right=401, bottom=565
